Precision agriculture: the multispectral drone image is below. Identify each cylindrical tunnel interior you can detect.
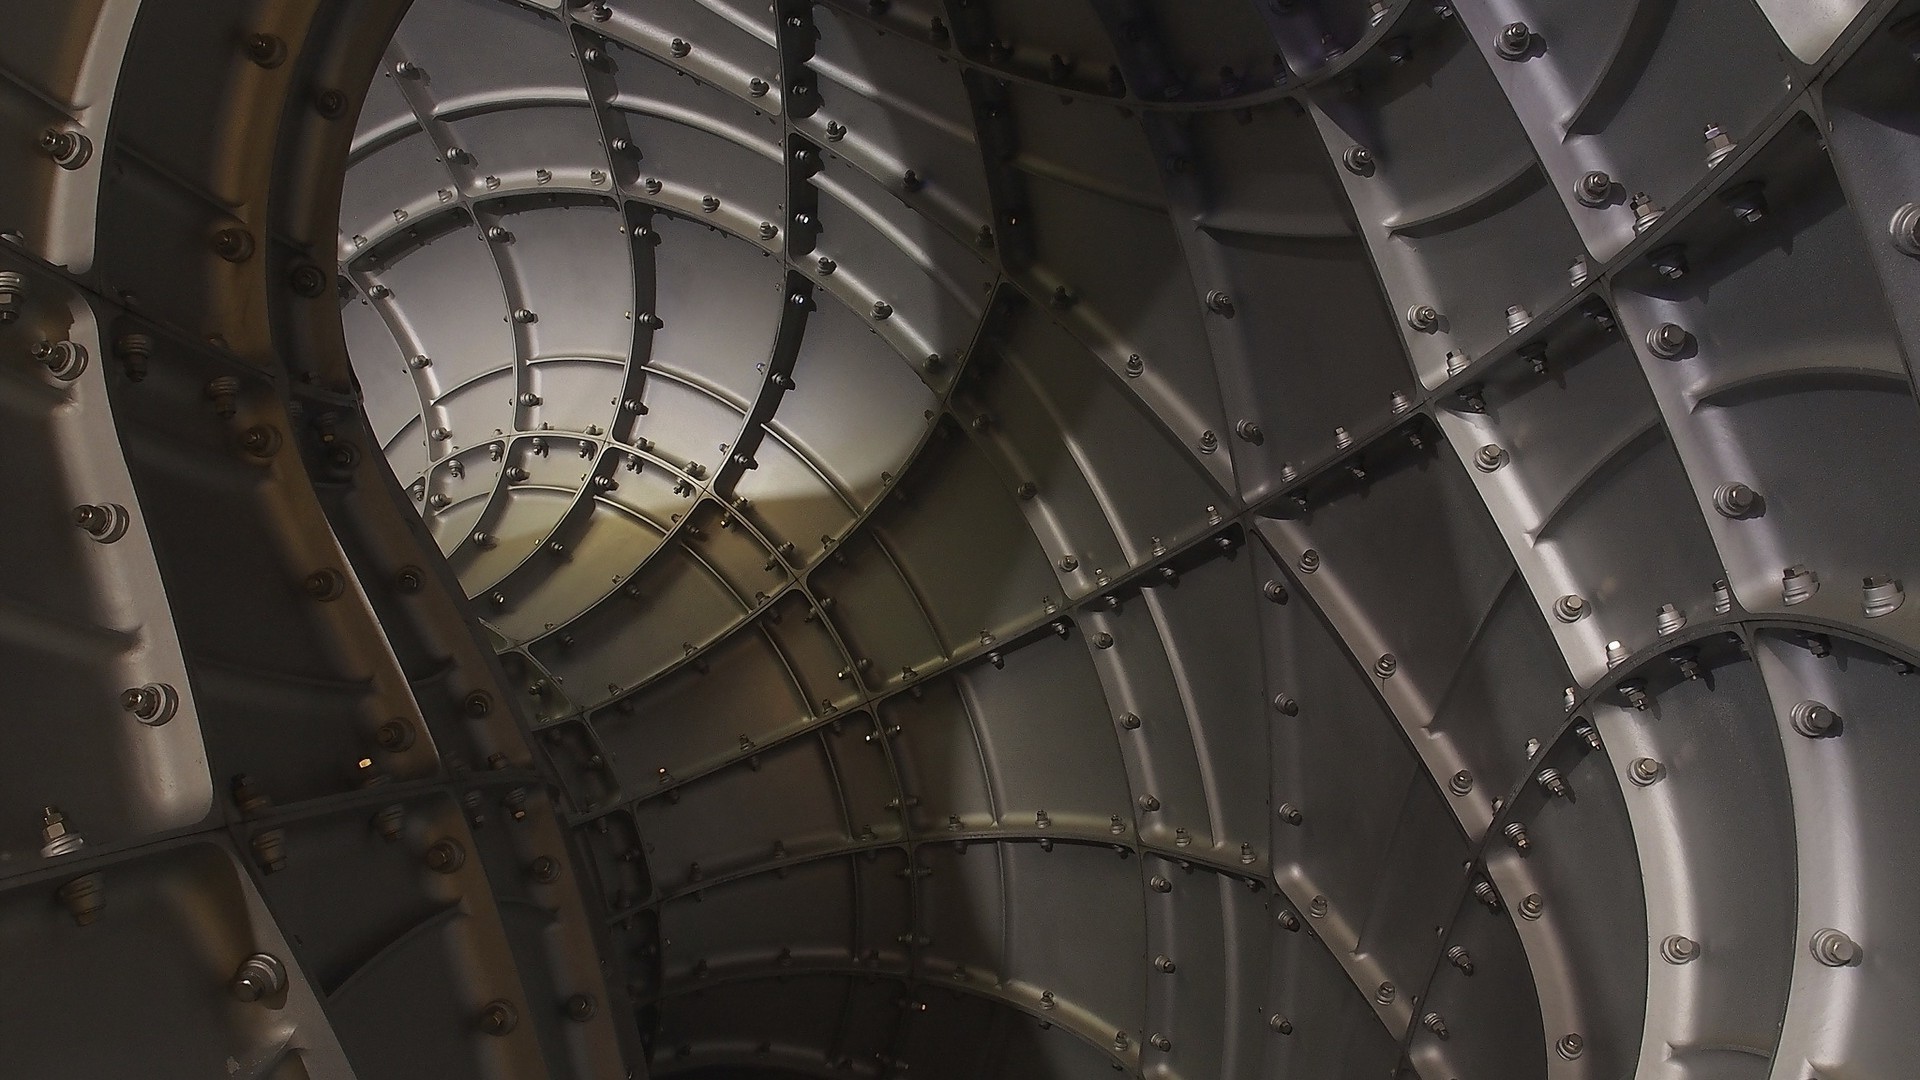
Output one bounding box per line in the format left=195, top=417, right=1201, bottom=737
left=2, top=1, right=1919, bottom=1079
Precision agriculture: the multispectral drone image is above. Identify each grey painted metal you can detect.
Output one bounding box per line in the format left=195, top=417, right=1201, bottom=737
left=4, top=0, right=1920, bottom=1078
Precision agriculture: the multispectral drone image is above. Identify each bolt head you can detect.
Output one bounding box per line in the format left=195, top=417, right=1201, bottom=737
left=1661, top=934, right=1700, bottom=963
left=230, top=954, right=285, bottom=1002
left=1889, top=203, right=1920, bottom=256
left=1576, top=170, right=1612, bottom=206
left=479, top=999, right=519, bottom=1034
left=1497, top=21, right=1532, bottom=58
left=1811, top=927, right=1860, bottom=966
left=1647, top=322, right=1690, bottom=359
